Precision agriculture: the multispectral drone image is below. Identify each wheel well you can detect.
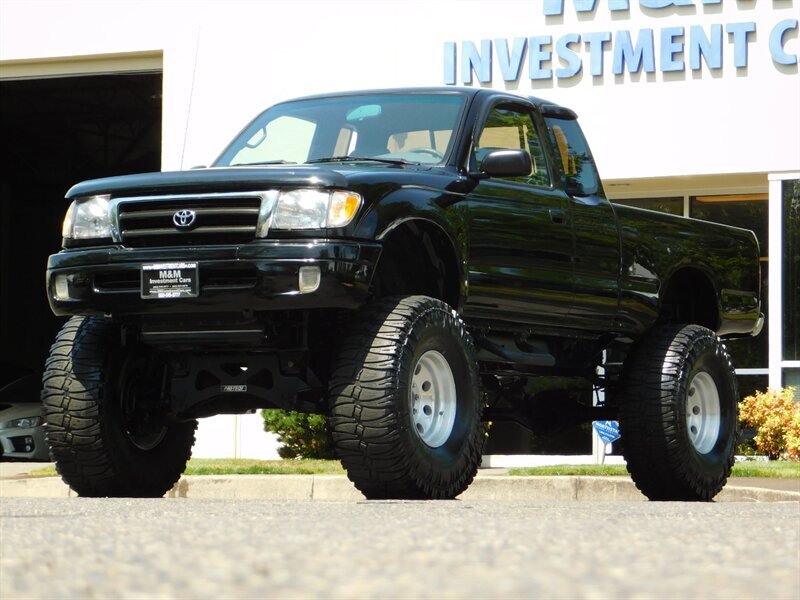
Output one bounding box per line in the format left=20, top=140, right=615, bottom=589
left=373, top=221, right=461, bottom=309
left=659, top=268, right=719, bottom=331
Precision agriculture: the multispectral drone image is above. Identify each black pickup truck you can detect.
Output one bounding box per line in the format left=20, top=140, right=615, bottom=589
left=43, top=88, right=762, bottom=501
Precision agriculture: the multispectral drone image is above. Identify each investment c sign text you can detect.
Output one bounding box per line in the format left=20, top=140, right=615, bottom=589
left=443, top=0, right=798, bottom=85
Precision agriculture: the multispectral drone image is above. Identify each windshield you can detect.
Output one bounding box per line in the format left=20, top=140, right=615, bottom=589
left=214, top=92, right=468, bottom=167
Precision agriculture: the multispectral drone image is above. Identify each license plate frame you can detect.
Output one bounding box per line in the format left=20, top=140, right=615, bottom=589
left=141, top=262, right=199, bottom=299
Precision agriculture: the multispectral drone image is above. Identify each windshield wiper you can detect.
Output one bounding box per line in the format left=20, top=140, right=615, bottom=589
left=306, top=156, right=417, bottom=166
left=233, top=160, right=296, bottom=166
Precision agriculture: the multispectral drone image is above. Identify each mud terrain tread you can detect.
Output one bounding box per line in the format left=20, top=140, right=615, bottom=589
left=619, top=324, right=737, bottom=501
left=42, top=317, right=117, bottom=494
left=328, top=296, right=484, bottom=499
left=42, top=316, right=196, bottom=497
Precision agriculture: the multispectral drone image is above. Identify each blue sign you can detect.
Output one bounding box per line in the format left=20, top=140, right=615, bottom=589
left=593, top=420, right=621, bottom=445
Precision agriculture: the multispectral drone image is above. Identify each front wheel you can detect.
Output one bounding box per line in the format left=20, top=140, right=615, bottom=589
left=328, top=296, right=485, bottom=499
left=42, top=317, right=197, bottom=497
left=619, top=324, right=739, bottom=501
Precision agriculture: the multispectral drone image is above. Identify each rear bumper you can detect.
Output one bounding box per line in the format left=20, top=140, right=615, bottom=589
left=46, top=239, right=381, bottom=317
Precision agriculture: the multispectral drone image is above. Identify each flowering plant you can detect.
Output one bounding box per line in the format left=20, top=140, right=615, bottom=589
left=738, top=387, right=799, bottom=460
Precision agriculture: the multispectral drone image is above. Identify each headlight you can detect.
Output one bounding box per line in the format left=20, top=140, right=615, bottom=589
left=266, top=189, right=362, bottom=232
left=4, top=416, right=43, bottom=429
left=62, top=195, right=112, bottom=240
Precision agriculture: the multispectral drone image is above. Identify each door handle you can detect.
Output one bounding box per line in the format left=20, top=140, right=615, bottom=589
left=549, top=209, right=567, bottom=225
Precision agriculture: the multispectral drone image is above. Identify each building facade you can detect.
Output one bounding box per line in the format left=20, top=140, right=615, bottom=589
left=1, top=0, right=797, bottom=457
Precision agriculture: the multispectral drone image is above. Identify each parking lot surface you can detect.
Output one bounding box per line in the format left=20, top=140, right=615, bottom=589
left=1, top=497, right=798, bottom=599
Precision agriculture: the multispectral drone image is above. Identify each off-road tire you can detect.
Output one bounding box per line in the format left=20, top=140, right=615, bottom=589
left=619, top=324, right=738, bottom=501
left=42, top=316, right=197, bottom=497
left=328, top=296, right=485, bottom=499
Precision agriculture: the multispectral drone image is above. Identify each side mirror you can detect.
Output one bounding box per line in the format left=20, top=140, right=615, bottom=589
left=480, top=149, right=532, bottom=178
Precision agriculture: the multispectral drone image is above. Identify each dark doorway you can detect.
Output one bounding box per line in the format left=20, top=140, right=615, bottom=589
left=0, top=71, right=162, bottom=398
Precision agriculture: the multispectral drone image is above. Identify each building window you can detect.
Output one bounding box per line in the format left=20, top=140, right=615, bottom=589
left=783, top=180, right=800, bottom=362
left=691, top=194, right=769, bottom=250
left=737, top=374, right=770, bottom=400
left=784, top=371, right=800, bottom=400
left=690, top=194, right=769, bottom=371
left=612, top=196, right=684, bottom=216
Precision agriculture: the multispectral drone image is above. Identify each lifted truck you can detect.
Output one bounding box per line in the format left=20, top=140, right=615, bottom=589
left=43, top=88, right=762, bottom=500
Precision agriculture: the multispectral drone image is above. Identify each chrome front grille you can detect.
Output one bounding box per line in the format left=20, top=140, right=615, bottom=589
left=113, top=192, right=265, bottom=247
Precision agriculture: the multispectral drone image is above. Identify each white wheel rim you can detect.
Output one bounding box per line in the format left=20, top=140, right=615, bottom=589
left=410, top=350, right=457, bottom=448
left=686, top=371, right=721, bottom=454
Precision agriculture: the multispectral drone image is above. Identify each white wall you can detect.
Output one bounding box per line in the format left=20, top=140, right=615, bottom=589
left=191, top=413, right=281, bottom=460
left=2, top=1, right=798, bottom=180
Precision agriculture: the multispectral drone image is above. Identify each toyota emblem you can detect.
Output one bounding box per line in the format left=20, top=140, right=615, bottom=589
left=173, top=209, right=197, bottom=229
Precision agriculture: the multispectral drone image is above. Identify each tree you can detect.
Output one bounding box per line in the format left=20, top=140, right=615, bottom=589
left=261, top=409, right=336, bottom=459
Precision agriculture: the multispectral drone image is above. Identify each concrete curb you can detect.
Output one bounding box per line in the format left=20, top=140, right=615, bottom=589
left=2, top=475, right=798, bottom=502
left=1, top=477, right=74, bottom=498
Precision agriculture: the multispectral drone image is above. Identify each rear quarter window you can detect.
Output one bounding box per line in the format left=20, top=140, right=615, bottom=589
left=545, top=117, right=600, bottom=196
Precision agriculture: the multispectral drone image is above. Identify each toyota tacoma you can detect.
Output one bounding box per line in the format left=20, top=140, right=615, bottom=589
left=42, top=88, right=763, bottom=500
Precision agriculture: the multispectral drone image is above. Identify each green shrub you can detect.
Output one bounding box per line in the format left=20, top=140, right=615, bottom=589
left=738, top=387, right=799, bottom=461
left=261, top=409, right=336, bottom=459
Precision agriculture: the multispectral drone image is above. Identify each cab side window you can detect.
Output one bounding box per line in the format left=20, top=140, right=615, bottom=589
left=544, top=116, right=601, bottom=197
left=475, top=105, right=550, bottom=187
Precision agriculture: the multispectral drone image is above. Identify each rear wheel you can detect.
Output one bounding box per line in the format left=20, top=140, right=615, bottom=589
left=619, top=324, right=738, bottom=501
left=42, top=317, right=196, bottom=497
left=328, top=296, right=485, bottom=499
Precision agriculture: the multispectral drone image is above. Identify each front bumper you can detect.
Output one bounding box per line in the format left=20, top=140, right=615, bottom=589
left=46, top=239, right=382, bottom=316
left=0, top=426, right=49, bottom=461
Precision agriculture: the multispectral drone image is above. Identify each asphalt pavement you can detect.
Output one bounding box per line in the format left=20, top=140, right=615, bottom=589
left=1, top=497, right=798, bottom=599
left=2, top=462, right=798, bottom=598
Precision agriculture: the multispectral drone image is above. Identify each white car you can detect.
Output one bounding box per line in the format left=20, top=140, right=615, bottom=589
left=0, top=365, right=49, bottom=461
left=0, top=403, right=48, bottom=461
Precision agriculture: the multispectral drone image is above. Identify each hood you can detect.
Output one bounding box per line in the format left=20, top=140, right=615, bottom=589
left=65, top=163, right=461, bottom=200
left=66, top=166, right=352, bottom=199
left=0, top=403, right=44, bottom=424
